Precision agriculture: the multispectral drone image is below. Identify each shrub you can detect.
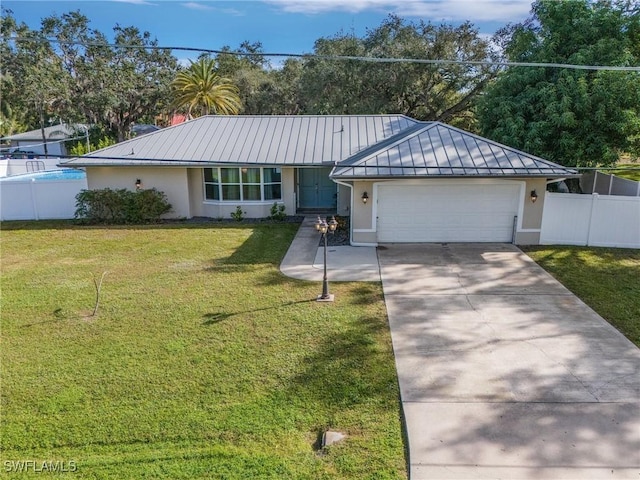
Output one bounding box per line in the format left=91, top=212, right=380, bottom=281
left=75, top=188, right=172, bottom=224
left=268, top=202, right=286, bottom=221
left=230, top=205, right=245, bottom=221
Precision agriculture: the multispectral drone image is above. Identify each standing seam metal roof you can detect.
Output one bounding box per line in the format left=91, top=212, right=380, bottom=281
left=330, top=122, right=579, bottom=178
left=59, top=115, right=578, bottom=178
left=60, top=115, right=419, bottom=167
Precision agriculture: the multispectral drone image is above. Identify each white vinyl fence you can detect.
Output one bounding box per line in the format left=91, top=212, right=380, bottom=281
left=0, top=178, right=87, bottom=221
left=540, top=193, right=640, bottom=248
left=0, top=158, right=65, bottom=177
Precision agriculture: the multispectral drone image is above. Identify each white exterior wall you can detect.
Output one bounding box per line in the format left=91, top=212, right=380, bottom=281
left=86, top=167, right=191, bottom=218
left=8, top=140, right=65, bottom=157
left=540, top=193, right=640, bottom=248
left=0, top=178, right=87, bottom=220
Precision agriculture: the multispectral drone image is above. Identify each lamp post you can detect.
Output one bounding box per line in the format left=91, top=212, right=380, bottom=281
left=315, top=216, right=338, bottom=302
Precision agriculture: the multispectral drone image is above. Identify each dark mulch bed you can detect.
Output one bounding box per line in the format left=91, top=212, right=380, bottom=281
left=167, top=215, right=305, bottom=225
left=324, top=216, right=350, bottom=246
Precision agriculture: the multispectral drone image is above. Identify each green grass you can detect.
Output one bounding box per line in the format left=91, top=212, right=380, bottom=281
left=611, top=163, right=640, bottom=181
left=1, top=221, right=406, bottom=479
left=523, top=246, right=640, bottom=346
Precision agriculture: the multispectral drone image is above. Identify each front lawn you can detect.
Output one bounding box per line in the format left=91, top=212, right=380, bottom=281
left=523, top=246, right=640, bottom=346
left=0, top=221, right=406, bottom=479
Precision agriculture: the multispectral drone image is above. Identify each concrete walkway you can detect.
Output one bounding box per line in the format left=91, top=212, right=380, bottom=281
left=280, top=216, right=380, bottom=282
left=280, top=221, right=640, bottom=479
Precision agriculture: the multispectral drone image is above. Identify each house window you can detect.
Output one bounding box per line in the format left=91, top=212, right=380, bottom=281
left=263, top=168, right=282, bottom=200
left=203, top=167, right=282, bottom=202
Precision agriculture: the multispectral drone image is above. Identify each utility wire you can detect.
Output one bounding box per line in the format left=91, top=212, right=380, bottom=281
left=15, top=151, right=640, bottom=171
left=10, top=35, right=640, bottom=72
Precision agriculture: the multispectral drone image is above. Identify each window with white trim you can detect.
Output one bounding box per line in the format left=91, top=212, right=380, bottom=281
left=204, top=167, right=282, bottom=201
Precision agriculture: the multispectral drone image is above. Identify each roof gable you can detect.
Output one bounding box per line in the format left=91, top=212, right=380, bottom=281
left=331, top=122, right=578, bottom=178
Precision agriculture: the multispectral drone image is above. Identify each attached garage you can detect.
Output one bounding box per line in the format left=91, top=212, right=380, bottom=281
left=376, top=181, right=522, bottom=243
left=331, top=122, right=579, bottom=246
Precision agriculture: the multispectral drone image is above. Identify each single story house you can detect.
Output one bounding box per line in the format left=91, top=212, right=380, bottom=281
left=1, top=123, right=88, bottom=158
left=60, top=115, right=578, bottom=246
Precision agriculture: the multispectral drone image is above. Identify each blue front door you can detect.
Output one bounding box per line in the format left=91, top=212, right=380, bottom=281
left=298, top=168, right=336, bottom=209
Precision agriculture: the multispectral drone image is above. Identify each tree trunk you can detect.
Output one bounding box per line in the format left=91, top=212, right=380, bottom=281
left=39, top=104, right=49, bottom=157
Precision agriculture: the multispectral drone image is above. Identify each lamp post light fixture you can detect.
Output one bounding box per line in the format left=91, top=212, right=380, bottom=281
left=315, top=215, right=339, bottom=302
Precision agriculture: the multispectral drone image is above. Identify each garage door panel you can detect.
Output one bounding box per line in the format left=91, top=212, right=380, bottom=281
left=377, top=183, right=520, bottom=243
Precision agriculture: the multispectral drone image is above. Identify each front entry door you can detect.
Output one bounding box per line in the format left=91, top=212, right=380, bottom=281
left=298, top=168, right=336, bottom=209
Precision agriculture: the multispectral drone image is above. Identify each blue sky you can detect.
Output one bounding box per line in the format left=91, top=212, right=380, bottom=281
left=4, top=0, right=534, bottom=63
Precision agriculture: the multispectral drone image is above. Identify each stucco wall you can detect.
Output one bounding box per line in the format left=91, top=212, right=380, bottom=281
left=335, top=183, right=351, bottom=216
left=282, top=168, right=296, bottom=214
left=514, top=178, right=547, bottom=244
left=350, top=181, right=374, bottom=230
left=86, top=167, right=191, bottom=218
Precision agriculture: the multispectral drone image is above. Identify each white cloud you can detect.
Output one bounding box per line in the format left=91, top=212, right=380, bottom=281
left=181, top=2, right=244, bottom=15
left=182, top=2, right=214, bottom=11
left=112, top=0, right=158, bottom=5
left=218, top=7, right=245, bottom=16
left=264, top=0, right=532, bottom=22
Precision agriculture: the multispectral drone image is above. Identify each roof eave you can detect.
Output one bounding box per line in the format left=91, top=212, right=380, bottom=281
left=331, top=173, right=581, bottom=180
left=61, top=159, right=339, bottom=168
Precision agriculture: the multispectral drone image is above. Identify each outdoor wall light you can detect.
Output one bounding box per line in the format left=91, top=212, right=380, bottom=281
left=135, top=179, right=143, bottom=190
left=361, top=191, right=369, bottom=204
left=530, top=190, right=538, bottom=203
left=315, top=216, right=339, bottom=302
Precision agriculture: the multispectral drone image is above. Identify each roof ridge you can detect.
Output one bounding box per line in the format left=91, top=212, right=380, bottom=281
left=335, top=122, right=433, bottom=168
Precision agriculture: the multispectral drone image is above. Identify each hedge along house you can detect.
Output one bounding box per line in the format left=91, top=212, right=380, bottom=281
left=60, top=115, right=578, bottom=245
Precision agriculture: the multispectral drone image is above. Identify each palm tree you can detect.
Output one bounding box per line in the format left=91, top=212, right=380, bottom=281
left=170, top=58, right=241, bottom=118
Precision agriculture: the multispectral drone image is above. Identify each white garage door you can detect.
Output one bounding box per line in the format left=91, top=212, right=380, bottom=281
left=377, top=183, right=521, bottom=243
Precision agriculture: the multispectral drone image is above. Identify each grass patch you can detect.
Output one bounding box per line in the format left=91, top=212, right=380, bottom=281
left=610, top=163, right=640, bottom=181
left=1, top=221, right=406, bottom=479
left=523, top=246, right=640, bottom=346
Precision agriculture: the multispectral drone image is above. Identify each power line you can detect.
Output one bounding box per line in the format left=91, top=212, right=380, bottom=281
left=18, top=150, right=640, bottom=171
left=10, top=35, right=640, bottom=72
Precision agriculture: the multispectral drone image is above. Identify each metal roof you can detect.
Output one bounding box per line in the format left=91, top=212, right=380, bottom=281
left=331, top=122, right=579, bottom=179
left=2, top=123, right=87, bottom=141
left=61, top=115, right=419, bottom=167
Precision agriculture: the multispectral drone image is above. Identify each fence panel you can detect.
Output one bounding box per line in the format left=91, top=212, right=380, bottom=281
left=0, top=182, right=37, bottom=220
left=0, top=179, right=86, bottom=221
left=540, top=193, right=640, bottom=248
left=581, top=171, right=640, bottom=196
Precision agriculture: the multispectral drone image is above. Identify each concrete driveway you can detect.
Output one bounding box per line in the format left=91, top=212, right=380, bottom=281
left=378, top=243, right=640, bottom=479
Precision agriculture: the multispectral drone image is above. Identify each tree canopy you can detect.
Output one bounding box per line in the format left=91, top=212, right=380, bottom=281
left=3, top=3, right=637, bottom=166
left=478, top=0, right=640, bottom=167
left=1, top=9, right=178, bottom=142
left=299, top=15, right=501, bottom=130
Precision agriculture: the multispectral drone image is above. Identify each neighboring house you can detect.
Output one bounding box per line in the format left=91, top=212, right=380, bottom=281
left=132, top=124, right=161, bottom=137
left=1, top=123, right=88, bottom=158
left=60, top=115, right=578, bottom=245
